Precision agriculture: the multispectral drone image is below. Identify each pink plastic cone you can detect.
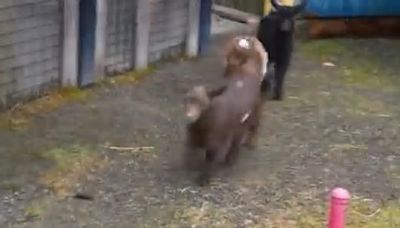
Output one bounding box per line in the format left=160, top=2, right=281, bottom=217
left=328, top=187, right=351, bottom=228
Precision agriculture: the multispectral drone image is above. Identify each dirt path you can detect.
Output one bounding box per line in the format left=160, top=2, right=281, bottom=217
left=1, top=22, right=400, bottom=227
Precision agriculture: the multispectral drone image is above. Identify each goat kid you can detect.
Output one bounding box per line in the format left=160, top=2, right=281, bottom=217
left=257, top=0, right=307, bottom=100
left=184, top=37, right=266, bottom=186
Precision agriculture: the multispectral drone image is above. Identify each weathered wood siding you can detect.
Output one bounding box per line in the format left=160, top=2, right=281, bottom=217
left=105, top=0, right=137, bottom=75
left=0, top=0, right=63, bottom=108
left=0, top=0, right=200, bottom=110
left=214, top=0, right=264, bottom=15
left=148, top=0, right=189, bottom=63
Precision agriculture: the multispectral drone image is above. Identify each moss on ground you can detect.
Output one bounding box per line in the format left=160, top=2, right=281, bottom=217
left=0, top=87, right=91, bottom=131
left=103, top=67, right=155, bottom=86
left=0, top=67, right=155, bottom=131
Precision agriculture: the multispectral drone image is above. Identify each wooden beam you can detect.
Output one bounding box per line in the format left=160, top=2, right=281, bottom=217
left=134, top=0, right=150, bottom=69
left=212, top=4, right=260, bottom=24
left=186, top=0, right=201, bottom=57
left=62, top=0, right=79, bottom=87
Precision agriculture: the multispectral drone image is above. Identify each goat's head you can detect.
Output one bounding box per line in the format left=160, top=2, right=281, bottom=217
left=270, top=0, right=307, bottom=31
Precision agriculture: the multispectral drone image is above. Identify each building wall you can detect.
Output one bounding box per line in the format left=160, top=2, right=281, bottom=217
left=148, top=0, right=189, bottom=63
left=0, top=0, right=62, bottom=108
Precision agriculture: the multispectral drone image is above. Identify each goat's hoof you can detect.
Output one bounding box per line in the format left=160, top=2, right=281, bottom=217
left=197, top=174, right=210, bottom=186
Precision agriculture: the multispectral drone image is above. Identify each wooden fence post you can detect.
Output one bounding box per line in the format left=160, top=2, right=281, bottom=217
left=134, top=0, right=150, bottom=69
left=94, top=0, right=107, bottom=81
left=186, top=0, right=201, bottom=57
left=62, top=0, right=79, bottom=87
left=198, top=0, right=212, bottom=56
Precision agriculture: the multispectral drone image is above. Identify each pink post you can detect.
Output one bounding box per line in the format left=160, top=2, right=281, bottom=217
left=328, top=187, right=351, bottom=228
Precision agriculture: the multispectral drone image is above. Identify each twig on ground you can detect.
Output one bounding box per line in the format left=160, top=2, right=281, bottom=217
left=73, top=193, right=94, bottom=201
left=329, top=144, right=368, bottom=151
left=9, top=103, right=22, bottom=112
left=375, top=113, right=391, bottom=118
left=104, top=146, right=154, bottom=152
left=354, top=208, right=382, bottom=218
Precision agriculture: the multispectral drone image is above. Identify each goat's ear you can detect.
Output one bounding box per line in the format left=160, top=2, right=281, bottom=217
left=215, top=35, right=237, bottom=66
left=248, top=19, right=260, bottom=35
left=219, top=35, right=236, bottom=55
left=270, top=0, right=283, bottom=11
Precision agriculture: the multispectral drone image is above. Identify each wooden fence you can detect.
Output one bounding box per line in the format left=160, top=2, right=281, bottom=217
left=213, top=0, right=297, bottom=15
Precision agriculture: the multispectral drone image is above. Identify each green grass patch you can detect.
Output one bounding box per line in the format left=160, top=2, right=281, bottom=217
left=339, top=91, right=393, bottom=117
left=290, top=75, right=394, bottom=118
left=24, top=200, right=48, bottom=221
left=347, top=200, right=400, bottom=228
left=299, top=39, right=400, bottom=91
left=299, top=39, right=348, bottom=60
left=340, top=60, right=397, bottom=91
left=39, top=145, right=107, bottom=199
left=0, top=180, right=21, bottom=192
left=171, top=203, right=236, bottom=227
left=270, top=197, right=400, bottom=228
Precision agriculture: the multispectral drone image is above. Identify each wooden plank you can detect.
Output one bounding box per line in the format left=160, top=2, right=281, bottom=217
left=62, top=0, right=79, bottom=87
left=186, top=0, right=200, bottom=57
left=212, top=4, right=260, bottom=24
left=134, top=0, right=150, bottom=69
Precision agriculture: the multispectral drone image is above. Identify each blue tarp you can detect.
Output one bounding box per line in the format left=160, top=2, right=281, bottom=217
left=305, top=0, right=400, bottom=17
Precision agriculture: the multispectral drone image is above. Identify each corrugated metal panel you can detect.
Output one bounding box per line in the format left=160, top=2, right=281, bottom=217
left=306, top=0, right=400, bottom=17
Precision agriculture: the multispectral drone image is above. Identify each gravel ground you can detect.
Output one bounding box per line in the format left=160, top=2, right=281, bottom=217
left=0, top=18, right=399, bottom=227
